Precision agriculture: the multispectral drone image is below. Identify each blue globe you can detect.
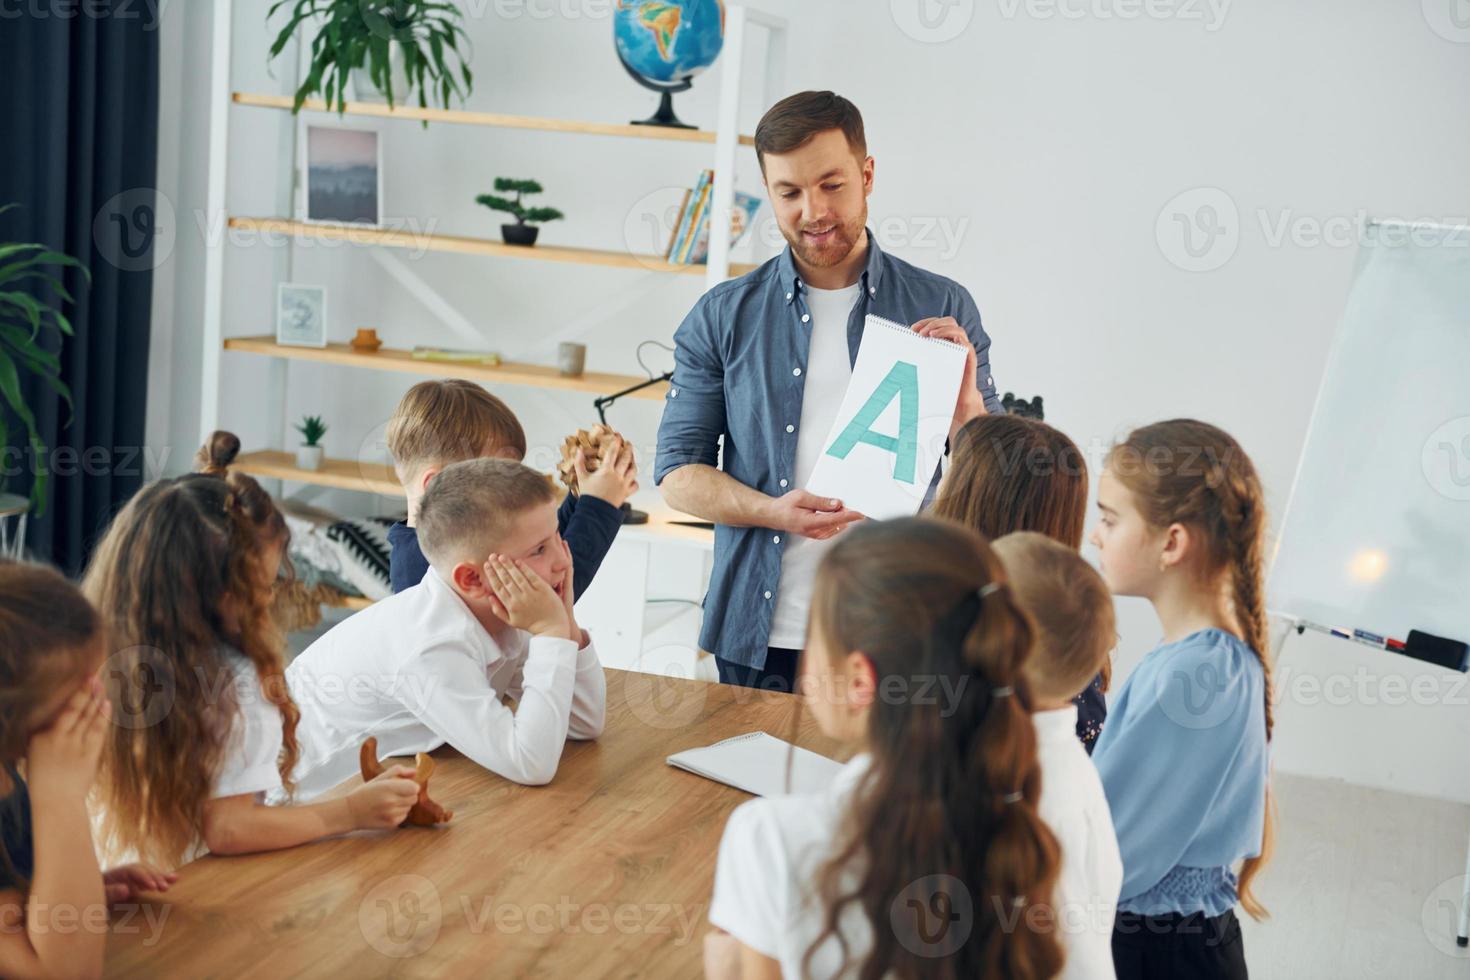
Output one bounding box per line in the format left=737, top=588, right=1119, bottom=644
left=614, top=0, right=725, bottom=86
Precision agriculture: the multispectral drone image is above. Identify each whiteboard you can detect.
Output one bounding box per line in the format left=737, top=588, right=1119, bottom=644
left=1269, top=221, right=1470, bottom=646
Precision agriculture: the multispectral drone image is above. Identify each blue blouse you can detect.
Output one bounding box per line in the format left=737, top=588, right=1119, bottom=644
left=1091, top=628, right=1269, bottom=917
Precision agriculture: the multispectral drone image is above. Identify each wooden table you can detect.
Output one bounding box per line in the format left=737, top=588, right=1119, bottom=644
left=105, top=669, right=844, bottom=977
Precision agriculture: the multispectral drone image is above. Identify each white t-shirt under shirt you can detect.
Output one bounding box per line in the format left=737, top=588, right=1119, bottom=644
left=1034, top=704, right=1124, bottom=980
left=767, top=282, right=862, bottom=650
left=285, top=566, right=606, bottom=799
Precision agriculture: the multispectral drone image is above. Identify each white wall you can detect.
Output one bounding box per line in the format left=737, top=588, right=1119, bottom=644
left=148, top=0, right=1470, bottom=802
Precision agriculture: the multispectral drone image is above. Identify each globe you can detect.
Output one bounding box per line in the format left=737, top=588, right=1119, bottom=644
left=614, top=0, right=726, bottom=128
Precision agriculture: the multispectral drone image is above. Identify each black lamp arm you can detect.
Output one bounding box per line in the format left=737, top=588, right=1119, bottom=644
left=594, top=370, right=674, bottom=425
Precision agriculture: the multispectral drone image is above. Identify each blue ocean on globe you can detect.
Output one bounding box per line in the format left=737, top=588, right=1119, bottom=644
left=614, top=0, right=726, bottom=84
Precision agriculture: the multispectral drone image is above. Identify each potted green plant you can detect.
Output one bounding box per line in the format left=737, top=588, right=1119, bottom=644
left=267, top=0, right=473, bottom=118
left=476, top=179, right=564, bottom=246
left=295, top=414, right=328, bottom=471
left=0, top=204, right=87, bottom=517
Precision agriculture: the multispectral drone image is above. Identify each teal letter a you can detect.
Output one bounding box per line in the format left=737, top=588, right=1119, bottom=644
left=824, top=361, right=920, bottom=484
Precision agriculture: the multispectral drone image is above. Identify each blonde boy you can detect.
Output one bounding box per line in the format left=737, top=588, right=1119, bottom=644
left=287, top=458, right=606, bottom=797
left=992, top=531, right=1123, bottom=980
left=384, top=379, right=637, bottom=596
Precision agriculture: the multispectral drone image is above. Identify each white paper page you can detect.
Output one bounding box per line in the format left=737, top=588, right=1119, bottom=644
left=805, top=315, right=969, bottom=519
left=666, top=732, right=844, bottom=797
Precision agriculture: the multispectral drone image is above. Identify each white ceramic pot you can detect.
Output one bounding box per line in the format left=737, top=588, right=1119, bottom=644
left=349, top=43, right=411, bottom=106
left=297, top=445, right=325, bottom=471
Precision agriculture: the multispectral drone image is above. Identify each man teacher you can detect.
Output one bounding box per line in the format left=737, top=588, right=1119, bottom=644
left=655, top=91, right=1001, bottom=691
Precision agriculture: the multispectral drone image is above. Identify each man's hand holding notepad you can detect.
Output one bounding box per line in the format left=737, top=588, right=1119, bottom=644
left=805, top=314, right=970, bottom=520
left=666, top=732, right=844, bottom=797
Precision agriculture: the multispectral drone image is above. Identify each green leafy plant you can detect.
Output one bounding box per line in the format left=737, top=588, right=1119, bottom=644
left=476, top=179, right=564, bottom=226
left=296, top=414, right=328, bottom=446
left=267, top=0, right=473, bottom=117
left=0, top=203, right=87, bottom=517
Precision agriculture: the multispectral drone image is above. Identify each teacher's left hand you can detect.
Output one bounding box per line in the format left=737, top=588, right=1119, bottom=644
left=911, top=317, right=988, bottom=435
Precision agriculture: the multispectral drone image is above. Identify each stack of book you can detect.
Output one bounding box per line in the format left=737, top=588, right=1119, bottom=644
left=665, top=170, right=763, bottom=266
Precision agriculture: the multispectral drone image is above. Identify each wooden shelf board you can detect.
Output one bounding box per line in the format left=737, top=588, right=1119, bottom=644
left=228, top=217, right=756, bottom=278
left=223, top=336, right=670, bottom=400
left=232, top=92, right=756, bottom=146
left=233, top=450, right=404, bottom=496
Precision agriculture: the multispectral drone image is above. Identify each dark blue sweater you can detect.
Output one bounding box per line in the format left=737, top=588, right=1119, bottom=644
left=389, top=493, right=624, bottom=598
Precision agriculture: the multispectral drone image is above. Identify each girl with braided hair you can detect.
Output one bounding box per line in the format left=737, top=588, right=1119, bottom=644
left=1088, top=419, right=1273, bottom=980
left=707, top=517, right=1067, bottom=980
left=86, top=432, right=420, bottom=868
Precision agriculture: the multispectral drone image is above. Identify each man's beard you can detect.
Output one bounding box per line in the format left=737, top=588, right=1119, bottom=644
left=781, top=207, right=867, bottom=270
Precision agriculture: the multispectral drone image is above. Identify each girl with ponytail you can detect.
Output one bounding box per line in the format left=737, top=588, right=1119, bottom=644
left=1088, top=420, right=1273, bottom=980
left=86, top=432, right=420, bottom=868
left=707, top=517, right=1067, bottom=980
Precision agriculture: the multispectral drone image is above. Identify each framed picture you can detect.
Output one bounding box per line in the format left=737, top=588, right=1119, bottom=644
left=277, top=283, right=328, bottom=348
left=302, top=124, right=382, bottom=226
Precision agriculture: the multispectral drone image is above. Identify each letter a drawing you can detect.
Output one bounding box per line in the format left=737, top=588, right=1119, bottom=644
left=823, top=361, right=920, bottom=484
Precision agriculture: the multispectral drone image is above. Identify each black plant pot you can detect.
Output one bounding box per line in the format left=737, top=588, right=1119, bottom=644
left=502, top=224, right=539, bottom=246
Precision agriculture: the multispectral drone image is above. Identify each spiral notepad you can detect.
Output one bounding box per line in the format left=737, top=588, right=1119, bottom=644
left=666, top=731, right=844, bottom=797
left=805, top=314, right=970, bottom=520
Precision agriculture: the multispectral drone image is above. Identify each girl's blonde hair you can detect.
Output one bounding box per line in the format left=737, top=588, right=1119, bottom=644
left=933, top=414, right=1109, bottom=689
left=85, top=432, right=301, bottom=867
left=1106, top=418, right=1275, bottom=920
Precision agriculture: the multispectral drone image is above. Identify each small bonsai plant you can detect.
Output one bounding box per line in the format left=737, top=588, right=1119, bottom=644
left=295, top=414, right=328, bottom=471
left=267, top=0, right=473, bottom=119
left=0, top=203, right=88, bottom=517
left=476, top=179, right=564, bottom=246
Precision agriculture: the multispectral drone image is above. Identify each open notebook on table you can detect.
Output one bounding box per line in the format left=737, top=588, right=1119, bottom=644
left=667, top=731, right=845, bottom=797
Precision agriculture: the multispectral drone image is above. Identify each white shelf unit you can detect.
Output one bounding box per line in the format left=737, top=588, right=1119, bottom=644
left=198, top=0, right=789, bottom=463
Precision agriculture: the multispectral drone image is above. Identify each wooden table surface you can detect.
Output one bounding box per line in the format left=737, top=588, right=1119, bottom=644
left=105, top=669, right=844, bottom=978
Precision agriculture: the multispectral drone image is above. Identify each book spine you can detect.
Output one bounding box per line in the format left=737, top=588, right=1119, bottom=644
left=664, top=187, right=692, bottom=259
left=688, top=206, right=712, bottom=265
left=680, top=172, right=714, bottom=264
left=669, top=170, right=709, bottom=262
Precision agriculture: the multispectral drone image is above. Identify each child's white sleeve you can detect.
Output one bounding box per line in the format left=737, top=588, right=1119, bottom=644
left=400, top=637, right=581, bottom=786
left=709, top=800, right=787, bottom=960
left=212, top=678, right=285, bottom=800
left=566, top=636, right=606, bottom=740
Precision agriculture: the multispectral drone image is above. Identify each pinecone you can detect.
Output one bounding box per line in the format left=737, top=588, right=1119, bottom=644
left=557, top=424, right=622, bottom=495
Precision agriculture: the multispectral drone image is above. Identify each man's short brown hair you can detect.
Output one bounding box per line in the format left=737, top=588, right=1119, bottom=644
left=754, top=91, right=866, bottom=173
left=992, top=532, right=1116, bottom=703
left=416, top=457, right=559, bottom=571
left=386, top=379, right=527, bottom=484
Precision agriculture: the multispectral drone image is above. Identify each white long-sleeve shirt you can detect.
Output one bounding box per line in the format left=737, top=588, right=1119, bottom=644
left=1035, top=705, right=1123, bottom=980
left=285, top=567, right=606, bottom=799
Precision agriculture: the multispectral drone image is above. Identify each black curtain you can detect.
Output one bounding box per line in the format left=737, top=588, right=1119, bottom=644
left=0, top=3, right=160, bottom=574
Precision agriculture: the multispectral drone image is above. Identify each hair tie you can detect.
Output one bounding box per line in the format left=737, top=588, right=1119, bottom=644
left=991, top=685, right=1014, bottom=698
left=1001, top=791, right=1023, bottom=804
left=977, top=581, right=1002, bottom=600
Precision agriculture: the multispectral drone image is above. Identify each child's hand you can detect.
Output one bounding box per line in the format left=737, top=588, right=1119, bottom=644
left=482, top=554, right=571, bottom=640
left=103, top=864, right=178, bottom=903
left=577, top=436, right=639, bottom=509
left=25, top=676, right=109, bottom=805
left=346, top=765, right=419, bottom=830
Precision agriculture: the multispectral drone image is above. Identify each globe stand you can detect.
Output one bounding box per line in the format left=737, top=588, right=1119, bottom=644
left=618, top=49, right=697, bottom=130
